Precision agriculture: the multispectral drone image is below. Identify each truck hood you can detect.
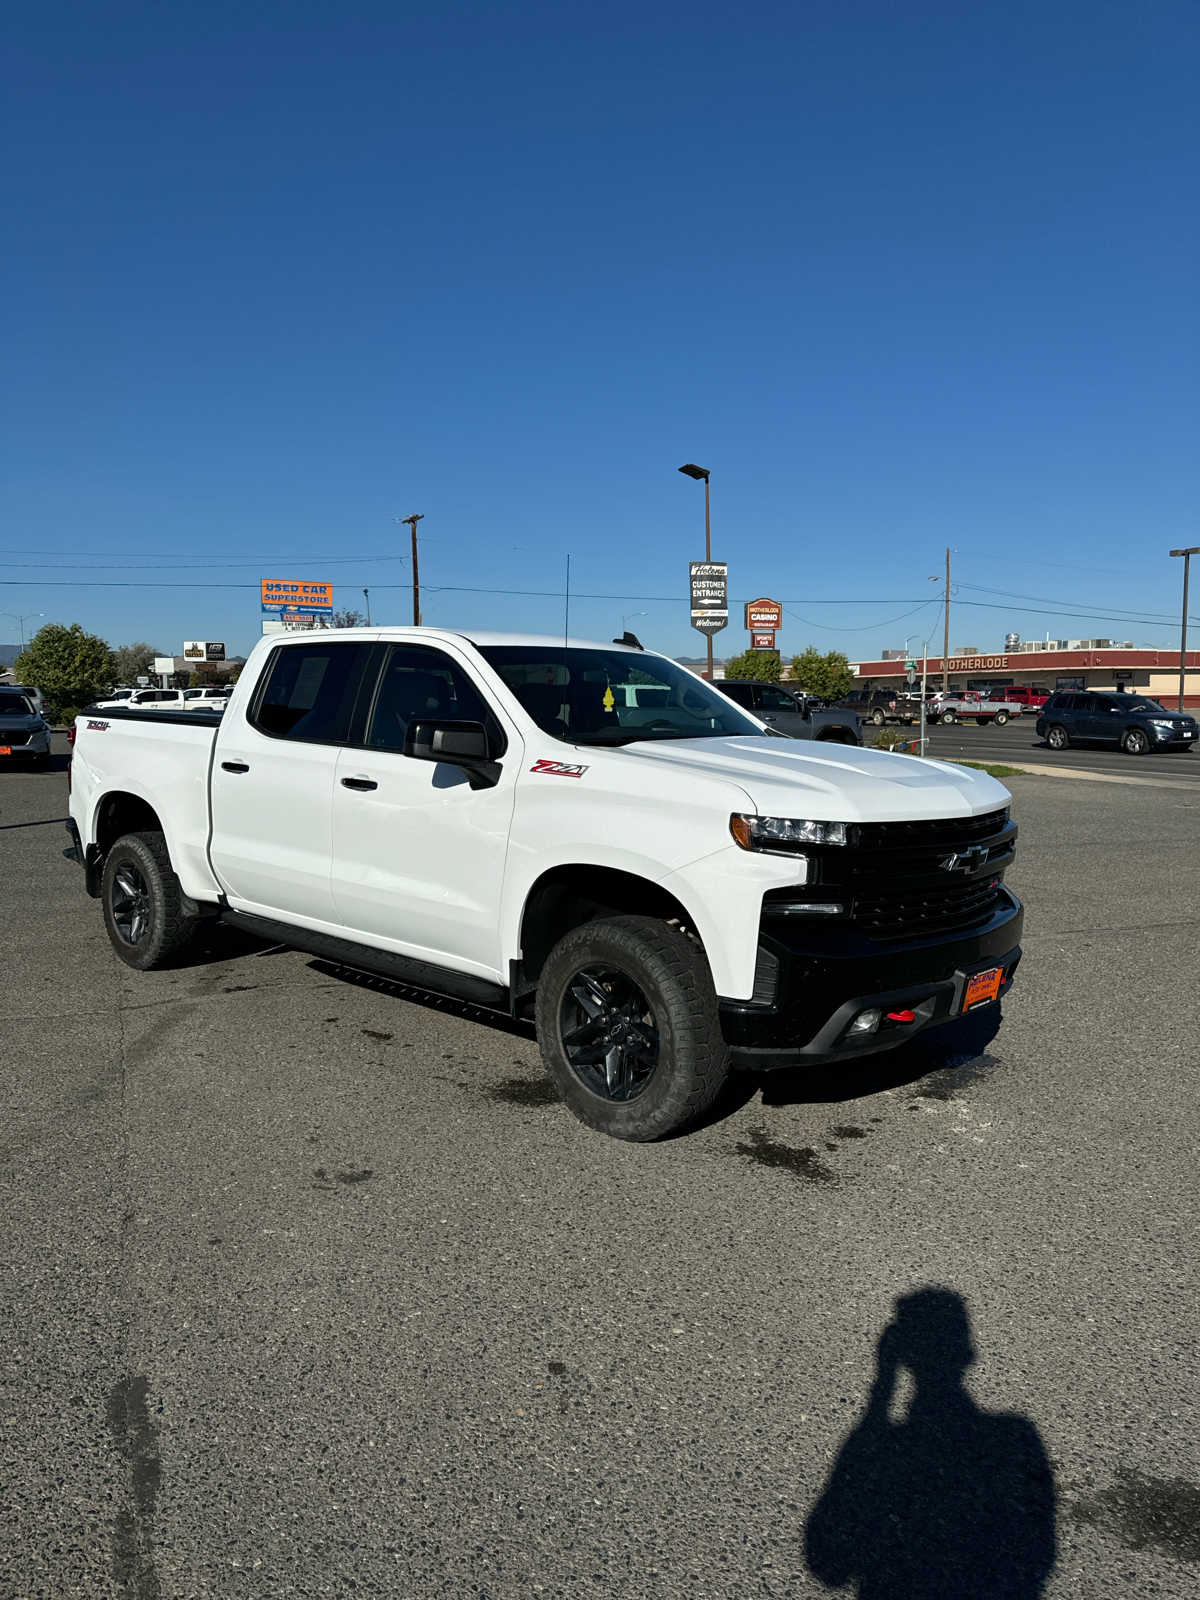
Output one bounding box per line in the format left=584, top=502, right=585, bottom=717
left=614, top=736, right=1011, bottom=821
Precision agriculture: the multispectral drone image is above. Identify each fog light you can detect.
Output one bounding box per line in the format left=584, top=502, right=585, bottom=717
left=848, top=1008, right=882, bottom=1036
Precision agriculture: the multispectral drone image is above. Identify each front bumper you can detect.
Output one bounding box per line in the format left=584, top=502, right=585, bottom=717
left=719, top=889, right=1023, bottom=1068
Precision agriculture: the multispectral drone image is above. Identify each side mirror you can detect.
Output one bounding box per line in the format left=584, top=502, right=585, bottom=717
left=406, top=719, right=502, bottom=788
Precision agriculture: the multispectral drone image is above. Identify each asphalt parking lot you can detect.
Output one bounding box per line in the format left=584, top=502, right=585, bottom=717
left=3, top=738, right=1199, bottom=1598
left=915, top=720, right=1200, bottom=785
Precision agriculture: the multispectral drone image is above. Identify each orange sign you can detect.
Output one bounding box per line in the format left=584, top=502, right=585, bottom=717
left=260, top=579, right=333, bottom=611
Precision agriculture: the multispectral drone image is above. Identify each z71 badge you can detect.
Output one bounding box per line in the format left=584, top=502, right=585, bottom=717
left=530, top=758, right=589, bottom=778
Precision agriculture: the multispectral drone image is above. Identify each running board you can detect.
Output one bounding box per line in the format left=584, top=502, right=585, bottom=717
left=220, top=910, right=509, bottom=1009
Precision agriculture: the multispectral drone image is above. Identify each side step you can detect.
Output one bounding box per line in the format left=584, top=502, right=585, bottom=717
left=221, top=910, right=509, bottom=1010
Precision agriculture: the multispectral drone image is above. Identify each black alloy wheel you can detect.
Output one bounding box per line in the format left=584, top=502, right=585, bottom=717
left=1045, top=724, right=1069, bottom=751
left=109, top=861, right=153, bottom=948
left=558, top=965, right=659, bottom=1102
left=1121, top=727, right=1150, bottom=756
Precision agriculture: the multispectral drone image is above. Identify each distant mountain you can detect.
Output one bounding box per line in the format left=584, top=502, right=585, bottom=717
left=0, top=644, right=21, bottom=667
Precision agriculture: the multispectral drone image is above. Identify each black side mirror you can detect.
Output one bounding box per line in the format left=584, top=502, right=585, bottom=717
left=406, top=720, right=502, bottom=789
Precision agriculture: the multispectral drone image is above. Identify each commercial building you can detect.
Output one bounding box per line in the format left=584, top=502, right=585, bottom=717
left=854, top=641, right=1200, bottom=708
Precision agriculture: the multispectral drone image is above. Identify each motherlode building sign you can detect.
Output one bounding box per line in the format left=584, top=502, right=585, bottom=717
left=261, top=579, right=334, bottom=635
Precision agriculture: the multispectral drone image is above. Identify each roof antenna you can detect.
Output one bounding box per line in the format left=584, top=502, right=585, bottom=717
left=612, top=631, right=644, bottom=650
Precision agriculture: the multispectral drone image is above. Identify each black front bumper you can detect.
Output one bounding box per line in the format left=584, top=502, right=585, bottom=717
left=719, top=890, right=1023, bottom=1068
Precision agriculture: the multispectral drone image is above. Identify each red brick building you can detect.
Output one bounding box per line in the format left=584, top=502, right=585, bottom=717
left=853, top=647, right=1200, bottom=709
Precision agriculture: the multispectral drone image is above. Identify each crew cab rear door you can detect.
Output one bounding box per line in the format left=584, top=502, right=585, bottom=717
left=329, top=641, right=521, bottom=977
left=208, top=640, right=374, bottom=923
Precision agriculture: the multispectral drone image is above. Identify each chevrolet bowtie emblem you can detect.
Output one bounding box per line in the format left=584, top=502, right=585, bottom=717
left=941, top=845, right=988, bottom=873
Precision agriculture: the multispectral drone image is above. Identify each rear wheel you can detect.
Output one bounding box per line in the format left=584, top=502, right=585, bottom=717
left=993, top=711, right=1009, bottom=727
left=101, top=831, right=200, bottom=970
left=1121, top=727, right=1150, bottom=756
left=535, top=915, right=730, bottom=1141
left=1045, top=724, right=1069, bottom=751
left=871, top=708, right=886, bottom=726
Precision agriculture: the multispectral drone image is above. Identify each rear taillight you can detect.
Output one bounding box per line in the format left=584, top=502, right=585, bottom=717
left=67, top=725, right=77, bottom=747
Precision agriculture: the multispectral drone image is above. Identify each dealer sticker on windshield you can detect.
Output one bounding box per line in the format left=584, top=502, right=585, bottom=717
left=962, top=967, right=1003, bottom=1012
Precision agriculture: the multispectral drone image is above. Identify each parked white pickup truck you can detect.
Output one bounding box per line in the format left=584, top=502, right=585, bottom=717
left=934, top=692, right=1023, bottom=726
left=67, top=628, right=1023, bottom=1140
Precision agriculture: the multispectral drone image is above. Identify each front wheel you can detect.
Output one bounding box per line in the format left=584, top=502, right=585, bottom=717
left=101, top=831, right=201, bottom=970
left=940, top=710, right=956, bottom=724
left=535, top=915, right=730, bottom=1141
left=1121, top=727, right=1150, bottom=756
left=871, top=708, right=886, bottom=727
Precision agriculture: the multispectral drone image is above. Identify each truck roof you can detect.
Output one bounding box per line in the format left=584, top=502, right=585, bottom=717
left=257, top=627, right=650, bottom=653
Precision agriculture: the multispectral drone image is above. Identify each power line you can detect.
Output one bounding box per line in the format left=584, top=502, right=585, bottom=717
left=0, top=554, right=408, bottom=571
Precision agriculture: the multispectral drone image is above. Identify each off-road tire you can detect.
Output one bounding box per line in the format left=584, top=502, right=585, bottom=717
left=871, top=708, right=886, bottom=726
left=535, top=914, right=730, bottom=1141
left=940, top=710, right=957, bottom=724
left=101, top=831, right=201, bottom=970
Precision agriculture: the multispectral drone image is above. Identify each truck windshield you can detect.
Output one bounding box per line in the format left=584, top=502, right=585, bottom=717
left=478, top=646, right=764, bottom=744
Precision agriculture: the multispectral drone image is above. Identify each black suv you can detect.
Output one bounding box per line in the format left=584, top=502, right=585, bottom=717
left=1036, top=691, right=1197, bottom=755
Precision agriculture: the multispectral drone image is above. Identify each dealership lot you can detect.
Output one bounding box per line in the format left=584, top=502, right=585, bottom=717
left=3, top=741, right=1199, bottom=1597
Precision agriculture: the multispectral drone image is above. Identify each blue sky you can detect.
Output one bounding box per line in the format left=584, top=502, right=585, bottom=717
left=3, top=1, right=1197, bottom=661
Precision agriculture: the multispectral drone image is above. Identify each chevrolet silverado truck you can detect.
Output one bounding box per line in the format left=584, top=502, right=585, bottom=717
left=66, top=628, right=1023, bottom=1141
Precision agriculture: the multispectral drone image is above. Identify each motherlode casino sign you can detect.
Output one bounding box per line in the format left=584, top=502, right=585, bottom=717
left=744, top=597, right=783, bottom=650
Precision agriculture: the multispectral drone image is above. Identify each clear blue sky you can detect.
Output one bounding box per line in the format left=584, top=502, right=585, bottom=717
left=3, top=1, right=1197, bottom=662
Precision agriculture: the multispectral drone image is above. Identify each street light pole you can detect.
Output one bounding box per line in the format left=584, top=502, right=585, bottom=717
left=399, top=515, right=424, bottom=625
left=3, top=611, right=44, bottom=651
left=679, top=464, right=714, bottom=679
left=363, top=587, right=371, bottom=625
left=1169, top=546, right=1200, bottom=711
left=942, top=547, right=951, bottom=696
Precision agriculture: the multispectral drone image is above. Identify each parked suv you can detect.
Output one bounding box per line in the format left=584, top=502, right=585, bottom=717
left=0, top=687, right=52, bottom=768
left=717, top=681, right=862, bottom=744
left=1036, top=692, right=1197, bottom=755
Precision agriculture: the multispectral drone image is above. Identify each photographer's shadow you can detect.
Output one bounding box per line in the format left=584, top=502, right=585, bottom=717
left=805, top=1288, right=1056, bottom=1598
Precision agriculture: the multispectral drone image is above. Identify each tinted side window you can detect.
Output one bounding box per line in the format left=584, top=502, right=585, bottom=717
left=364, top=644, right=502, bottom=753
left=251, top=643, right=369, bottom=742
left=721, top=683, right=755, bottom=708
left=759, top=686, right=797, bottom=711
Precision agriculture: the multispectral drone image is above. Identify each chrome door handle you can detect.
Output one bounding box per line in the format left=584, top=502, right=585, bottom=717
left=341, top=776, right=378, bottom=791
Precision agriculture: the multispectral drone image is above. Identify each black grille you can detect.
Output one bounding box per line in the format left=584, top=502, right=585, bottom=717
left=852, top=877, right=1004, bottom=941
left=852, top=808, right=1009, bottom=849
left=0, top=729, right=30, bottom=747
left=765, top=807, right=1016, bottom=944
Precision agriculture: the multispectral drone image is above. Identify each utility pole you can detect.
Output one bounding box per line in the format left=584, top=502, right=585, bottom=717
left=1170, top=546, right=1199, bottom=711
left=942, top=546, right=951, bottom=695
left=362, top=587, right=371, bottom=625
left=400, top=514, right=424, bottom=625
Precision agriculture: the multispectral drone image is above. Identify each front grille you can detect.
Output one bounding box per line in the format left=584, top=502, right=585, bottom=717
left=764, top=807, right=1016, bottom=944
left=852, top=808, right=1009, bottom=848
left=852, top=877, right=1003, bottom=941
left=0, top=729, right=30, bottom=747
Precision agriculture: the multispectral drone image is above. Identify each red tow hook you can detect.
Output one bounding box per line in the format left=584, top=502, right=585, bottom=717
left=886, top=1009, right=917, bottom=1023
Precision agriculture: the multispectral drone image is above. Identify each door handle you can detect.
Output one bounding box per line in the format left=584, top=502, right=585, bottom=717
left=221, top=760, right=250, bottom=774
left=762, top=715, right=776, bottom=723
left=341, top=776, right=378, bottom=792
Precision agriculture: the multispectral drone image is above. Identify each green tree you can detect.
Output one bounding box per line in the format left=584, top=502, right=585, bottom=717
left=790, top=647, right=855, bottom=701
left=331, top=608, right=367, bottom=628
left=14, top=623, right=115, bottom=711
left=112, top=641, right=162, bottom=684
left=723, top=648, right=782, bottom=683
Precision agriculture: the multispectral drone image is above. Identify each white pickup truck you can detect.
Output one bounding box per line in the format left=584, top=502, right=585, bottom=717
left=67, top=628, right=1023, bottom=1140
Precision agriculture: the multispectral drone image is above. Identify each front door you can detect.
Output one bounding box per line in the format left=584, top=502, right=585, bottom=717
left=330, top=641, right=521, bottom=980
left=209, top=640, right=373, bottom=923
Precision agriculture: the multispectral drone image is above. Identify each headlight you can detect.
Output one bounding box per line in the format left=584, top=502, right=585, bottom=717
left=1151, top=720, right=1177, bottom=731
left=730, top=814, right=849, bottom=851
